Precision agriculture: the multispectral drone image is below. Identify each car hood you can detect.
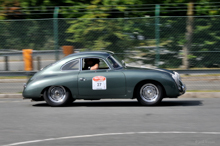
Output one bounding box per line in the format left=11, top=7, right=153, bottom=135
left=125, top=65, right=175, bottom=74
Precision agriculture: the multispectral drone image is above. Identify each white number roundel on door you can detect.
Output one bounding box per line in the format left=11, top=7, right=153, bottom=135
left=92, top=76, right=107, bottom=90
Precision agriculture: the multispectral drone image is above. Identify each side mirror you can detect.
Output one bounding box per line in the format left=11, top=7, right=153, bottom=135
left=122, top=60, right=126, bottom=67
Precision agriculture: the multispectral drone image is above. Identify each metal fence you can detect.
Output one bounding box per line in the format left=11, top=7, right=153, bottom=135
left=1, top=16, right=220, bottom=69
left=0, top=16, right=220, bottom=93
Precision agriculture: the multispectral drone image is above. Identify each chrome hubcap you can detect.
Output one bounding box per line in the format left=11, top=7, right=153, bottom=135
left=48, top=86, right=66, bottom=103
left=140, top=83, right=159, bottom=102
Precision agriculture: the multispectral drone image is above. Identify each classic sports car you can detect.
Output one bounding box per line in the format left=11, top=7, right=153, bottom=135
left=23, top=51, right=186, bottom=106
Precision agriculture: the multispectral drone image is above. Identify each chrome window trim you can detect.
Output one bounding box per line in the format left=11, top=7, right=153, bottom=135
left=80, top=58, right=83, bottom=71
left=80, top=57, right=112, bottom=71
left=60, top=59, right=80, bottom=71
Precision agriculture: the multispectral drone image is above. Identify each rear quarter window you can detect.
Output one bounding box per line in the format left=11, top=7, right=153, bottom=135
left=62, top=60, right=79, bottom=71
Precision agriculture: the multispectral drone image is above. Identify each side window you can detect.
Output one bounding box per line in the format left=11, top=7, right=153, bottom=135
left=99, top=59, right=109, bottom=69
left=82, top=58, right=109, bottom=70
left=62, top=60, right=79, bottom=71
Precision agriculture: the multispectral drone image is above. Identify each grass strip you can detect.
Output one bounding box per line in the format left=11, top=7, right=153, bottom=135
left=0, top=76, right=28, bottom=79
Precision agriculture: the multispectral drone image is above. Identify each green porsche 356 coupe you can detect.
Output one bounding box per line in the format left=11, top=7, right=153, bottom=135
left=23, top=51, right=186, bottom=106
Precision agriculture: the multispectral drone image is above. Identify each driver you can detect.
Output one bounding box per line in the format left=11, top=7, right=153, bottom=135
left=84, top=58, right=100, bottom=70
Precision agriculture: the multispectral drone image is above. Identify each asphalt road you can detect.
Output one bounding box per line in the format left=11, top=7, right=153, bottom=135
left=0, top=98, right=220, bottom=146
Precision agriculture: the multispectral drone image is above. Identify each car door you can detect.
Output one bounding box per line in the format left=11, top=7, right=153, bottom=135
left=77, top=58, right=126, bottom=98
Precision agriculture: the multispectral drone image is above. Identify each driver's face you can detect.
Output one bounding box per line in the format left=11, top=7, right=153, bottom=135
left=85, top=59, right=94, bottom=65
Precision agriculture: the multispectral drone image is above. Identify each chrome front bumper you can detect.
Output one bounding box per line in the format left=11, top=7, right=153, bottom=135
left=179, top=83, right=186, bottom=95
left=171, top=72, right=186, bottom=95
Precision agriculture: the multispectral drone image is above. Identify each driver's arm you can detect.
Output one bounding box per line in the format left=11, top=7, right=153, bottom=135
left=90, top=63, right=99, bottom=70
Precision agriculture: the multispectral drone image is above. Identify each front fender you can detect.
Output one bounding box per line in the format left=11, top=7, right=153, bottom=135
left=122, top=70, right=179, bottom=98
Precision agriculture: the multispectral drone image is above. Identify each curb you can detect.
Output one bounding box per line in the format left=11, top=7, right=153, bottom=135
left=180, top=92, right=220, bottom=98
left=0, top=92, right=220, bottom=99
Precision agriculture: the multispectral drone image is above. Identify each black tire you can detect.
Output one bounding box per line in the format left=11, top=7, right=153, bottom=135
left=136, top=82, right=163, bottom=106
left=43, top=86, right=73, bottom=107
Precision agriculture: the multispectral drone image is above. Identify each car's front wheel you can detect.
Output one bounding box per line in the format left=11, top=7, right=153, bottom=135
left=44, top=86, right=73, bottom=107
left=136, top=82, right=163, bottom=106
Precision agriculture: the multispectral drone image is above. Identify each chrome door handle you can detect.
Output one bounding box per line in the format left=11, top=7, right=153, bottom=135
left=79, top=78, right=86, bottom=81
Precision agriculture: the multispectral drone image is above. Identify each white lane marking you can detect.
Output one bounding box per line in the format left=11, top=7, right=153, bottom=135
left=3, top=131, right=220, bottom=146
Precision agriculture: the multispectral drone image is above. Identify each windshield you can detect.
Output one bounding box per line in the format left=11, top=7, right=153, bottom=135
left=107, top=54, right=125, bottom=69
left=112, top=54, right=126, bottom=68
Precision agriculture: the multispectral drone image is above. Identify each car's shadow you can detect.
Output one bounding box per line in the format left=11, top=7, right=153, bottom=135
left=32, top=99, right=203, bottom=107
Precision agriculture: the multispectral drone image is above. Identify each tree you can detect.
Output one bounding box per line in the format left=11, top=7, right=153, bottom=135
left=0, top=0, right=24, bottom=19
left=182, top=1, right=194, bottom=69
left=66, top=0, right=147, bottom=54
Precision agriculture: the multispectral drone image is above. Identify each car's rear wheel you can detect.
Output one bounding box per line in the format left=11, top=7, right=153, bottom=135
left=136, top=82, right=163, bottom=106
left=43, top=86, right=73, bottom=107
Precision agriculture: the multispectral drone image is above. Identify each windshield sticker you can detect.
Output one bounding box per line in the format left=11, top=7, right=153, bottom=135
left=92, top=76, right=107, bottom=90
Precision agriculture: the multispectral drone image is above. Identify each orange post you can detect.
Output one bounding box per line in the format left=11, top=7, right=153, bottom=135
left=22, top=49, right=33, bottom=71
left=62, top=46, right=74, bottom=56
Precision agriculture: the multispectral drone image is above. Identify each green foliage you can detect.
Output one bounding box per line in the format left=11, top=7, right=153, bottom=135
left=0, top=20, right=54, bottom=50
left=66, top=18, right=131, bottom=52
left=65, top=0, right=147, bottom=54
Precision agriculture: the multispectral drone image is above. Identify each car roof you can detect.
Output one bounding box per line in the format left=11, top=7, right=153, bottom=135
left=66, top=51, right=114, bottom=59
